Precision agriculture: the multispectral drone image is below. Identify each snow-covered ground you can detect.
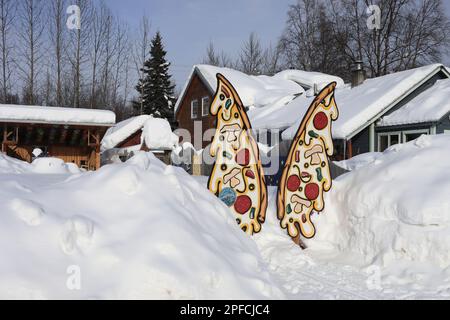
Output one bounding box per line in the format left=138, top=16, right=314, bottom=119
left=0, top=153, right=282, bottom=299
left=2, top=134, right=450, bottom=299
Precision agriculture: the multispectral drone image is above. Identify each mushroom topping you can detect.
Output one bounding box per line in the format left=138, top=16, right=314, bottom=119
left=304, top=144, right=324, bottom=165
left=223, top=167, right=241, bottom=188
left=290, top=194, right=312, bottom=214
left=300, top=171, right=312, bottom=183
left=220, top=123, right=242, bottom=143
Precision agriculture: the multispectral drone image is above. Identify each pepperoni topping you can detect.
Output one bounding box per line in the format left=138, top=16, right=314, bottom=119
left=287, top=175, right=301, bottom=192
left=313, top=112, right=328, bottom=130
left=236, top=149, right=250, bottom=166
left=234, top=195, right=252, bottom=214
left=245, top=169, right=255, bottom=179
left=301, top=214, right=307, bottom=223
left=305, top=183, right=320, bottom=200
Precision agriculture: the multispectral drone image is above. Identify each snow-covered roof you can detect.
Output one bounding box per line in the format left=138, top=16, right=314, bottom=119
left=279, top=64, right=449, bottom=140
left=101, top=115, right=178, bottom=152
left=0, top=104, right=116, bottom=126
left=274, top=69, right=345, bottom=90
left=141, top=117, right=178, bottom=150
left=101, top=115, right=151, bottom=151
left=378, top=79, right=450, bottom=127
left=175, top=64, right=344, bottom=113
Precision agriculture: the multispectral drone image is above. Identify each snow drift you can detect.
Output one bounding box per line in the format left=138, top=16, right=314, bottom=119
left=0, top=152, right=282, bottom=299
left=0, top=155, right=81, bottom=175
left=311, top=134, right=450, bottom=270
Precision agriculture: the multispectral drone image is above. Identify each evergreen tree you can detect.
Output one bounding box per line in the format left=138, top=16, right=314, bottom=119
left=134, top=32, right=176, bottom=125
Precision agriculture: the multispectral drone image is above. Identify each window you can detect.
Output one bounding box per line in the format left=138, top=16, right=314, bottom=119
left=403, top=129, right=429, bottom=143
left=191, top=100, right=199, bottom=119
left=201, top=97, right=210, bottom=117
left=377, top=132, right=401, bottom=152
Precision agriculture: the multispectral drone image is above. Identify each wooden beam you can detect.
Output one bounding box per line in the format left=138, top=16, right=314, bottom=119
left=346, top=140, right=353, bottom=159
left=59, top=128, right=69, bottom=144
left=88, top=130, right=100, bottom=147
left=70, top=129, right=81, bottom=146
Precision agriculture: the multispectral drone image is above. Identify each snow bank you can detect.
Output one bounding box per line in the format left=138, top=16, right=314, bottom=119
left=101, top=115, right=151, bottom=151
left=141, top=117, right=178, bottom=150
left=311, top=134, right=450, bottom=271
left=0, top=152, right=282, bottom=299
left=334, top=152, right=382, bottom=171
left=0, top=153, right=31, bottom=174
left=31, top=158, right=82, bottom=174
left=0, top=104, right=115, bottom=126
left=0, top=155, right=81, bottom=174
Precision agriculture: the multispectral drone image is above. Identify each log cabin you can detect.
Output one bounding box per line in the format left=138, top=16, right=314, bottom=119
left=0, top=104, right=115, bottom=170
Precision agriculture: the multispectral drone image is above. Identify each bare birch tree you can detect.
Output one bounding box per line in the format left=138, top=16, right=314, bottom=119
left=49, top=0, right=66, bottom=106
left=0, top=0, right=15, bottom=103
left=18, top=0, right=45, bottom=105
left=133, top=16, right=151, bottom=115
left=66, top=0, right=92, bottom=108
left=238, top=32, right=265, bottom=75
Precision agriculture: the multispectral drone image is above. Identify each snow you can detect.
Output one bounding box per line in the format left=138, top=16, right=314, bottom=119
left=334, top=152, right=382, bottom=171
left=307, top=134, right=450, bottom=294
left=249, top=93, right=313, bottom=131
left=101, top=115, right=151, bottom=151
left=0, top=104, right=115, bottom=126
left=379, top=79, right=450, bottom=127
left=102, top=116, right=178, bottom=152
left=196, top=65, right=304, bottom=109
left=279, top=64, right=447, bottom=140
left=0, top=152, right=283, bottom=299
left=274, top=69, right=345, bottom=90
left=0, top=153, right=32, bottom=174
left=2, top=134, right=450, bottom=299
left=0, top=155, right=81, bottom=175
left=141, top=117, right=178, bottom=149
left=31, top=158, right=82, bottom=174
left=175, top=65, right=309, bottom=113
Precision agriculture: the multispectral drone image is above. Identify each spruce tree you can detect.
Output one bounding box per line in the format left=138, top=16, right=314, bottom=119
left=134, top=32, right=175, bottom=125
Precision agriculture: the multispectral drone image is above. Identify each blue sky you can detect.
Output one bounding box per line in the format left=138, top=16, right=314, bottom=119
left=106, top=0, right=450, bottom=90
left=106, top=0, right=294, bottom=89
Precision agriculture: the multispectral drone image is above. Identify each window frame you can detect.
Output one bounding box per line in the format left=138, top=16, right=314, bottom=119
left=191, top=99, right=199, bottom=119
left=377, top=131, right=402, bottom=152
left=402, top=129, right=430, bottom=143
left=201, top=96, right=210, bottom=117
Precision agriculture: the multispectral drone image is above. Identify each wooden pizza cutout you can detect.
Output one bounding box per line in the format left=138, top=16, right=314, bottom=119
left=208, top=74, right=267, bottom=235
left=277, top=82, right=339, bottom=248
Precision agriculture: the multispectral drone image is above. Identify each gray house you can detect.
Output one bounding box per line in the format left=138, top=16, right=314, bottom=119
left=252, top=63, right=450, bottom=158
left=248, top=63, right=450, bottom=185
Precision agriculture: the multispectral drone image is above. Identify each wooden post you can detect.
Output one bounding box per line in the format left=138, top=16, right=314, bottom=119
left=1, top=124, right=6, bottom=153
left=346, top=139, right=353, bottom=159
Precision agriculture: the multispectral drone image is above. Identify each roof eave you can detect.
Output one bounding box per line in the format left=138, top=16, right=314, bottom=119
left=0, top=119, right=114, bottom=127
left=174, top=66, right=216, bottom=117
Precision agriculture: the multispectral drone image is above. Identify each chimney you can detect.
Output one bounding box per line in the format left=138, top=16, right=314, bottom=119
left=351, top=60, right=365, bottom=88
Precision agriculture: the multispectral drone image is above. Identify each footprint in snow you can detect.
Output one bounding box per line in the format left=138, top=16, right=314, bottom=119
left=9, top=198, right=45, bottom=226
left=60, top=216, right=95, bottom=255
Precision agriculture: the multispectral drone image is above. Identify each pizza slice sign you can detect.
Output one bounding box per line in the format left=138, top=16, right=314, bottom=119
left=208, top=74, right=267, bottom=235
